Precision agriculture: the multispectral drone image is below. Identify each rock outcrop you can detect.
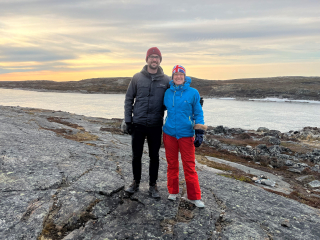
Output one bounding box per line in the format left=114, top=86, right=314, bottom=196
left=1, top=106, right=320, bottom=239
left=205, top=125, right=320, bottom=173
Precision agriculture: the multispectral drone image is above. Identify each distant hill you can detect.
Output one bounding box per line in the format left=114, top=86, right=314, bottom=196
left=1, top=76, right=320, bottom=100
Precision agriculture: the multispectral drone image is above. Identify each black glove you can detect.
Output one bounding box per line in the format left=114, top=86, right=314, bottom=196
left=126, top=122, right=133, bottom=135
left=194, top=129, right=205, bottom=147
left=200, top=97, right=204, bottom=107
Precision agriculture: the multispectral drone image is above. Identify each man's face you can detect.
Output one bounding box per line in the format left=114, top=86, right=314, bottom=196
left=147, top=54, right=161, bottom=70
left=173, top=72, right=185, bottom=85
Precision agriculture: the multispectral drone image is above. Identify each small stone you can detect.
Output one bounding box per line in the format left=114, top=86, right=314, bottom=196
left=281, top=219, right=291, bottom=228
left=307, top=180, right=320, bottom=188
left=261, top=179, right=276, bottom=187
left=288, top=167, right=305, bottom=174
left=296, top=175, right=314, bottom=183
left=285, top=160, right=294, bottom=166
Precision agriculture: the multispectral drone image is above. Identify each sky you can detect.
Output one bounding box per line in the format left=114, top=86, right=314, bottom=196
left=0, top=0, right=320, bottom=81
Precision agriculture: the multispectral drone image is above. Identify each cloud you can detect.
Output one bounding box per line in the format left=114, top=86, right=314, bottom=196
left=0, top=47, right=76, bottom=62
left=0, top=0, right=319, bottom=79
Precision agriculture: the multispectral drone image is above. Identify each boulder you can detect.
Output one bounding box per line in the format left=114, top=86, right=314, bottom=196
left=255, top=144, right=269, bottom=155
left=285, top=160, right=294, bottom=166
left=257, top=127, right=269, bottom=133
left=207, top=138, right=222, bottom=148
left=264, top=130, right=281, bottom=138
left=268, top=145, right=282, bottom=156
left=236, top=146, right=253, bottom=157
left=214, top=125, right=226, bottom=134
left=228, top=128, right=245, bottom=134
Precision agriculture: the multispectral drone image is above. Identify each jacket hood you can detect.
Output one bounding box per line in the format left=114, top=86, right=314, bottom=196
left=140, top=65, right=165, bottom=79
left=169, top=76, right=192, bottom=92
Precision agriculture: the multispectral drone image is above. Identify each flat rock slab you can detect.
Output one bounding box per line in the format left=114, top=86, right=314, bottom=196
left=204, top=156, right=293, bottom=194
left=71, top=169, right=124, bottom=195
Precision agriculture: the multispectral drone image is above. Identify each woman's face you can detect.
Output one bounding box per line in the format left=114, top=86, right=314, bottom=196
left=173, top=72, right=185, bottom=85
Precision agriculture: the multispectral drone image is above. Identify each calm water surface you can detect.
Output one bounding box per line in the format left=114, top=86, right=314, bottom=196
left=0, top=88, right=319, bottom=132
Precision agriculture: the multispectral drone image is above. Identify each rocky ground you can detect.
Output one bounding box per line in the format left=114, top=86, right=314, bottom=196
left=1, top=106, right=320, bottom=240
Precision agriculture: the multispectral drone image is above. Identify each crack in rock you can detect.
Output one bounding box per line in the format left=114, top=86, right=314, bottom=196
left=160, top=198, right=198, bottom=236
left=21, top=197, right=45, bottom=222
left=38, top=193, right=100, bottom=240
left=211, top=190, right=232, bottom=237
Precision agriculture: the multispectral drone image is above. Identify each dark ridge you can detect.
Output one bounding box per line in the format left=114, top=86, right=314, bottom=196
left=1, top=76, right=320, bottom=100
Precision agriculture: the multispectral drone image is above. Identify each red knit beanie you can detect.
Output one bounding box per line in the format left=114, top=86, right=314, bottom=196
left=146, top=47, right=162, bottom=62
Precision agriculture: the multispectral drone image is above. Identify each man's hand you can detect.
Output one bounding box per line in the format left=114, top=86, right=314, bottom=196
left=200, top=97, right=204, bottom=107
left=126, top=122, right=133, bottom=135
left=194, top=129, right=205, bottom=147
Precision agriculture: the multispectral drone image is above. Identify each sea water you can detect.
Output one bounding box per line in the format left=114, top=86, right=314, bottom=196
left=0, top=88, right=319, bottom=132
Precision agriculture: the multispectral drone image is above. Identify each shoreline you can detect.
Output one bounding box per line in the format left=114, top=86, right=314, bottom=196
left=2, top=87, right=320, bottom=103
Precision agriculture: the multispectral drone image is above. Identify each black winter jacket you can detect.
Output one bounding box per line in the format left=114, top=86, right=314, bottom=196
left=124, top=65, right=170, bottom=127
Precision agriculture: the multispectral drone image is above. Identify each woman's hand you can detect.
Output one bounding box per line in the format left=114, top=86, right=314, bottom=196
left=194, top=129, right=205, bottom=147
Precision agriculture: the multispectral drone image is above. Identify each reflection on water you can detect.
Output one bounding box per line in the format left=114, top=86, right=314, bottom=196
left=0, top=88, right=319, bottom=132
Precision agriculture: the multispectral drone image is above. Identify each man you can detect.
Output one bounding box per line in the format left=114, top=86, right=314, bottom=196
left=124, top=47, right=170, bottom=198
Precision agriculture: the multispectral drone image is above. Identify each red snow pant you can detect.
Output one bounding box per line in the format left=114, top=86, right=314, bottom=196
left=163, top=133, right=201, bottom=200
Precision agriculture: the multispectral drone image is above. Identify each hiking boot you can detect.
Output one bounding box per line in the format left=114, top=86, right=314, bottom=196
left=168, top=194, right=179, bottom=201
left=148, top=184, right=160, bottom=199
left=125, top=180, right=139, bottom=194
left=188, top=199, right=205, bottom=208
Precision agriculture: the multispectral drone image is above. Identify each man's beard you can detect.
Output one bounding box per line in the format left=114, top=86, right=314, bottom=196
left=148, top=62, right=159, bottom=70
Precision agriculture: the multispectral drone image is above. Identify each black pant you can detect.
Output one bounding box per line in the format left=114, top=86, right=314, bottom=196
left=131, top=124, right=162, bottom=186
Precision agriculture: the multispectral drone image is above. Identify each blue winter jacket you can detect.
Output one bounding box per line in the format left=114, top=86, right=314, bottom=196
left=163, top=76, right=206, bottom=139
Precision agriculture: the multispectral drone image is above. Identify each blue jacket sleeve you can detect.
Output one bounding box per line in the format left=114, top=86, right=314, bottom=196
left=192, top=90, right=205, bottom=125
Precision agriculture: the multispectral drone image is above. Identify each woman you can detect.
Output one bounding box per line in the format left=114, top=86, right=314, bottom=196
left=163, top=65, right=207, bottom=208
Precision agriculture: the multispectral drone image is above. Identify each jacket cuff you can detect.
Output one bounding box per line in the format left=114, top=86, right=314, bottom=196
left=194, top=124, right=208, bottom=131
left=125, top=116, right=132, bottom=123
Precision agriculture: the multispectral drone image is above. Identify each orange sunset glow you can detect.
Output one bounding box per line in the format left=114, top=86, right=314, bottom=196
left=1, top=1, right=320, bottom=81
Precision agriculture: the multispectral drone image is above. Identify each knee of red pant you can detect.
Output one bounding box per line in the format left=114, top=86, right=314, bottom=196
left=185, top=174, right=199, bottom=182
left=183, top=167, right=198, bottom=176
left=167, top=164, right=179, bottom=170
